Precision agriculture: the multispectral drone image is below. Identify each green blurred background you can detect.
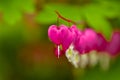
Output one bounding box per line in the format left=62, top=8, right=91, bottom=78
left=0, top=0, right=120, bottom=80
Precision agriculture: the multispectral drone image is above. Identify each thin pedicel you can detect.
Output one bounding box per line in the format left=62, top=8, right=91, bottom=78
left=55, top=11, right=77, bottom=25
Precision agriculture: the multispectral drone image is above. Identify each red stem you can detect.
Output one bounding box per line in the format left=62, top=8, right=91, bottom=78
left=55, top=11, right=77, bottom=25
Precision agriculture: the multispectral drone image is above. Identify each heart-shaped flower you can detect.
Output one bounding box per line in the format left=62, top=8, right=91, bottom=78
left=48, top=25, right=75, bottom=58
left=48, top=25, right=61, bottom=45
left=96, top=33, right=108, bottom=52
left=106, top=32, right=120, bottom=56
left=74, top=29, right=97, bottom=54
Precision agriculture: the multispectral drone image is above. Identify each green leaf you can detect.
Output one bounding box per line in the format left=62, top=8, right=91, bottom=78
left=36, top=3, right=83, bottom=25
left=21, top=0, right=35, bottom=13
left=36, top=9, right=57, bottom=24
left=46, top=4, right=82, bottom=21
left=83, top=4, right=112, bottom=39
left=0, top=0, right=35, bottom=25
left=0, top=0, right=23, bottom=25
left=3, top=9, right=22, bottom=25
left=99, top=1, right=120, bottom=18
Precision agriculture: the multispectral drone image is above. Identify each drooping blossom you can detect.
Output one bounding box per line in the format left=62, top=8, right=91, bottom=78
left=48, top=25, right=60, bottom=45
left=60, top=26, right=76, bottom=52
left=48, top=24, right=120, bottom=69
left=65, top=27, right=99, bottom=68
left=48, top=25, right=75, bottom=58
left=74, top=28, right=98, bottom=54
left=48, top=9, right=120, bottom=69
left=96, top=33, right=108, bottom=52
left=106, top=32, right=120, bottom=56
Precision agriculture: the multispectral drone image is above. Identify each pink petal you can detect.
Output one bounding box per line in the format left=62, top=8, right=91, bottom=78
left=96, top=33, right=108, bottom=52
left=48, top=25, right=60, bottom=45
left=106, top=32, right=120, bottom=56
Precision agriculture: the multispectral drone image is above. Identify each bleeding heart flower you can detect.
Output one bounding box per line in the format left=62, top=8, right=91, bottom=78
left=74, top=29, right=97, bottom=54
left=48, top=25, right=75, bottom=58
left=60, top=25, right=75, bottom=51
left=48, top=25, right=61, bottom=45
left=96, top=33, right=108, bottom=52
left=106, top=32, right=120, bottom=56
left=84, top=29, right=98, bottom=51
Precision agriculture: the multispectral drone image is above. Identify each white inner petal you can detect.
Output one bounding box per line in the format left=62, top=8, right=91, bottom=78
left=65, top=45, right=80, bottom=68
left=58, top=45, right=60, bottom=58
left=99, top=52, right=110, bottom=70
left=80, top=54, right=88, bottom=68
left=89, top=51, right=98, bottom=67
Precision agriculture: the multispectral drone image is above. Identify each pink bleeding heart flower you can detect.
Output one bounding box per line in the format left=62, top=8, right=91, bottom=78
left=74, top=29, right=97, bottom=54
left=48, top=25, right=60, bottom=45
left=70, top=25, right=81, bottom=36
left=106, top=32, right=120, bottom=56
left=96, top=33, right=108, bottom=52
left=84, top=29, right=98, bottom=51
left=70, top=25, right=82, bottom=47
left=59, top=25, right=75, bottom=51
left=69, top=25, right=82, bottom=50
left=48, top=25, right=75, bottom=58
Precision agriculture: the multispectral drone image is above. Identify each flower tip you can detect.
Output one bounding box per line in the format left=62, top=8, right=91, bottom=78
left=55, top=45, right=62, bottom=58
left=57, top=55, right=60, bottom=58
left=57, top=46, right=60, bottom=58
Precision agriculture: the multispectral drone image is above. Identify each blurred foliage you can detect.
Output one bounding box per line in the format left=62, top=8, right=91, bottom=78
left=0, top=0, right=119, bottom=80
left=0, top=0, right=34, bottom=25
left=36, top=0, right=120, bottom=39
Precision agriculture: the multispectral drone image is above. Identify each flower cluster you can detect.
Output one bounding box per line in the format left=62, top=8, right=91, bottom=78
left=48, top=25, right=120, bottom=68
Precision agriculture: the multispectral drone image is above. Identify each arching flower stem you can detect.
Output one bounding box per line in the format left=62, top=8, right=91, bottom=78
left=55, top=11, right=77, bottom=25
